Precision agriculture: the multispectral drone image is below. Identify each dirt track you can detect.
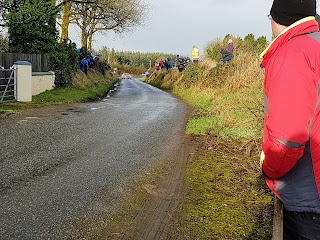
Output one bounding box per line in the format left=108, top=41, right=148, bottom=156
left=104, top=136, right=191, bottom=240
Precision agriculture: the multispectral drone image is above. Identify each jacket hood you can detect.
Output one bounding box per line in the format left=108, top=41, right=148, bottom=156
left=260, top=16, right=318, bottom=67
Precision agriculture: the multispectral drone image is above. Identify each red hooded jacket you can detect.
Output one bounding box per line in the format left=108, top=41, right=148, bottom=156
left=260, top=17, right=320, bottom=212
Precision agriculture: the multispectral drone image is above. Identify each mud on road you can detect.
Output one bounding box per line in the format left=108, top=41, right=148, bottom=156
left=97, top=135, right=192, bottom=240
left=0, top=103, right=193, bottom=240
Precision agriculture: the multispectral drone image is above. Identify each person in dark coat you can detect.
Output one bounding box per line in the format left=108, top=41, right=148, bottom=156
left=81, top=58, right=89, bottom=75
left=220, top=48, right=233, bottom=64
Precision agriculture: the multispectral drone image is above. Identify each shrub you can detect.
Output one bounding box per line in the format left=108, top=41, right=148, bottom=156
left=6, top=0, right=58, bottom=54
left=183, top=63, right=200, bottom=80
left=48, top=40, right=78, bottom=87
left=205, top=34, right=269, bottom=62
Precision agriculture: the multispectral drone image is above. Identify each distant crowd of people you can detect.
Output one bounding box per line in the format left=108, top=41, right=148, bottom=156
left=154, top=40, right=235, bottom=73
left=77, top=47, right=111, bottom=75
left=154, top=55, right=191, bottom=72
left=176, top=55, right=191, bottom=72
left=155, top=58, right=174, bottom=71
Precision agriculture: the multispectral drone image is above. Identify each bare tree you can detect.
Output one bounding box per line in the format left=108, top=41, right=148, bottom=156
left=56, top=0, right=95, bottom=42
left=70, top=0, right=148, bottom=49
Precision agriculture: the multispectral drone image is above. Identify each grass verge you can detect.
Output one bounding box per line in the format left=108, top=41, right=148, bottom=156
left=178, top=136, right=273, bottom=239
left=144, top=47, right=274, bottom=239
left=0, top=72, right=118, bottom=112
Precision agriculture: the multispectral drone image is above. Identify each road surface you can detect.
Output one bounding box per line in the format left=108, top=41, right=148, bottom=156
left=0, top=78, right=189, bottom=240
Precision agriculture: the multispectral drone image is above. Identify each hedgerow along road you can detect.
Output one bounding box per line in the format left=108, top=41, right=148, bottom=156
left=0, top=78, right=190, bottom=239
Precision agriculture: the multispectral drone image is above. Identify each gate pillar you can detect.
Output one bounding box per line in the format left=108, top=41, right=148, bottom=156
left=15, top=61, right=32, bottom=102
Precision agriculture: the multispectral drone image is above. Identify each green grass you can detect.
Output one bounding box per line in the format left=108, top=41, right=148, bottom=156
left=180, top=145, right=273, bottom=239
left=173, top=79, right=263, bottom=139
left=33, top=84, right=112, bottom=103
left=186, top=117, right=221, bottom=135
left=186, top=115, right=258, bottom=138
left=174, top=87, right=213, bottom=111
left=0, top=109, right=16, bottom=114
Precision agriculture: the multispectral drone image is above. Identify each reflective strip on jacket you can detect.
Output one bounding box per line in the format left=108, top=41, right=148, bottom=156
left=260, top=17, right=320, bottom=213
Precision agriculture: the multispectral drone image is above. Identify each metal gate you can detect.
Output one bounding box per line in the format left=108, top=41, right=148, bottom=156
left=0, top=68, right=16, bottom=104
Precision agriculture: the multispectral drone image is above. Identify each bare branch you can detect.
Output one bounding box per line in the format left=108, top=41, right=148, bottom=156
left=55, top=0, right=94, bottom=9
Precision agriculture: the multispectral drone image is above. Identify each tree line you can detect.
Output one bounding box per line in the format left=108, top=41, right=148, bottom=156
left=98, top=47, right=177, bottom=69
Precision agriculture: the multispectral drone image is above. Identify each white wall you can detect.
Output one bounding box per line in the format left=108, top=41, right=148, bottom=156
left=32, top=72, right=55, bottom=96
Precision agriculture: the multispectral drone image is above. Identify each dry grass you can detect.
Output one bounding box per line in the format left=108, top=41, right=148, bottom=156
left=112, top=63, right=147, bottom=76
left=161, top=68, right=181, bottom=90
left=223, top=51, right=263, bottom=91
left=198, top=58, right=217, bottom=77
left=70, top=69, right=114, bottom=87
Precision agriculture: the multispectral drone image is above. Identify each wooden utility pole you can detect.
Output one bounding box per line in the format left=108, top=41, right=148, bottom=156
left=272, top=197, right=283, bottom=240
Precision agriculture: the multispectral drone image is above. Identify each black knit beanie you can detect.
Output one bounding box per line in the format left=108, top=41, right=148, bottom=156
left=270, top=0, right=316, bottom=26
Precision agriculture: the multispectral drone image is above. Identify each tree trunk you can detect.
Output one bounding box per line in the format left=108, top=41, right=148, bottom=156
left=81, top=8, right=88, bottom=49
left=81, top=26, right=88, bottom=49
left=88, top=32, right=93, bottom=50
left=60, top=2, right=72, bottom=42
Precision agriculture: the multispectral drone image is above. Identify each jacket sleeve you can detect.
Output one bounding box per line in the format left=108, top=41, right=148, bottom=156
left=262, top=51, right=318, bottom=179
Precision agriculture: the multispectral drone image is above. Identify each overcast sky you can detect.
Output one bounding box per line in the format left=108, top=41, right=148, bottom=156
left=70, top=0, right=274, bottom=57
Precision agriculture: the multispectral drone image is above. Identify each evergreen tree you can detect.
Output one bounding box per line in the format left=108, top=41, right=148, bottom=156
left=6, top=0, right=59, bottom=53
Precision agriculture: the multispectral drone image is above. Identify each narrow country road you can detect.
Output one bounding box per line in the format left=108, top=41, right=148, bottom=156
left=0, top=79, right=189, bottom=240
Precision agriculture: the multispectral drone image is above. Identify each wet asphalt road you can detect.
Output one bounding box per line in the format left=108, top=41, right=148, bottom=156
left=0, top=79, right=188, bottom=240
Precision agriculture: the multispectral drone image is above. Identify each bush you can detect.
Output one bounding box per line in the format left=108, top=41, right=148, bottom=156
left=205, top=40, right=225, bottom=62
left=48, top=40, right=78, bottom=87
left=7, top=0, right=58, bottom=54
left=205, top=34, right=268, bottom=62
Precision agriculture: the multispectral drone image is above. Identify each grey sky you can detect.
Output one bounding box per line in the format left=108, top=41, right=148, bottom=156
left=71, top=0, right=273, bottom=56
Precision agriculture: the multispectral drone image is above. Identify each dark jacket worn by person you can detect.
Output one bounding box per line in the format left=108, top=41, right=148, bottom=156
left=220, top=49, right=233, bottom=59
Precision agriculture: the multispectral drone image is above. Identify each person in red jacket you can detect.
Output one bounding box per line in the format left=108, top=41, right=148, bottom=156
left=260, top=0, right=320, bottom=238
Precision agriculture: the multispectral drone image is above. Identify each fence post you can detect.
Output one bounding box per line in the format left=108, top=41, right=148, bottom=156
left=15, top=61, right=32, bottom=102
left=272, top=196, right=283, bottom=240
